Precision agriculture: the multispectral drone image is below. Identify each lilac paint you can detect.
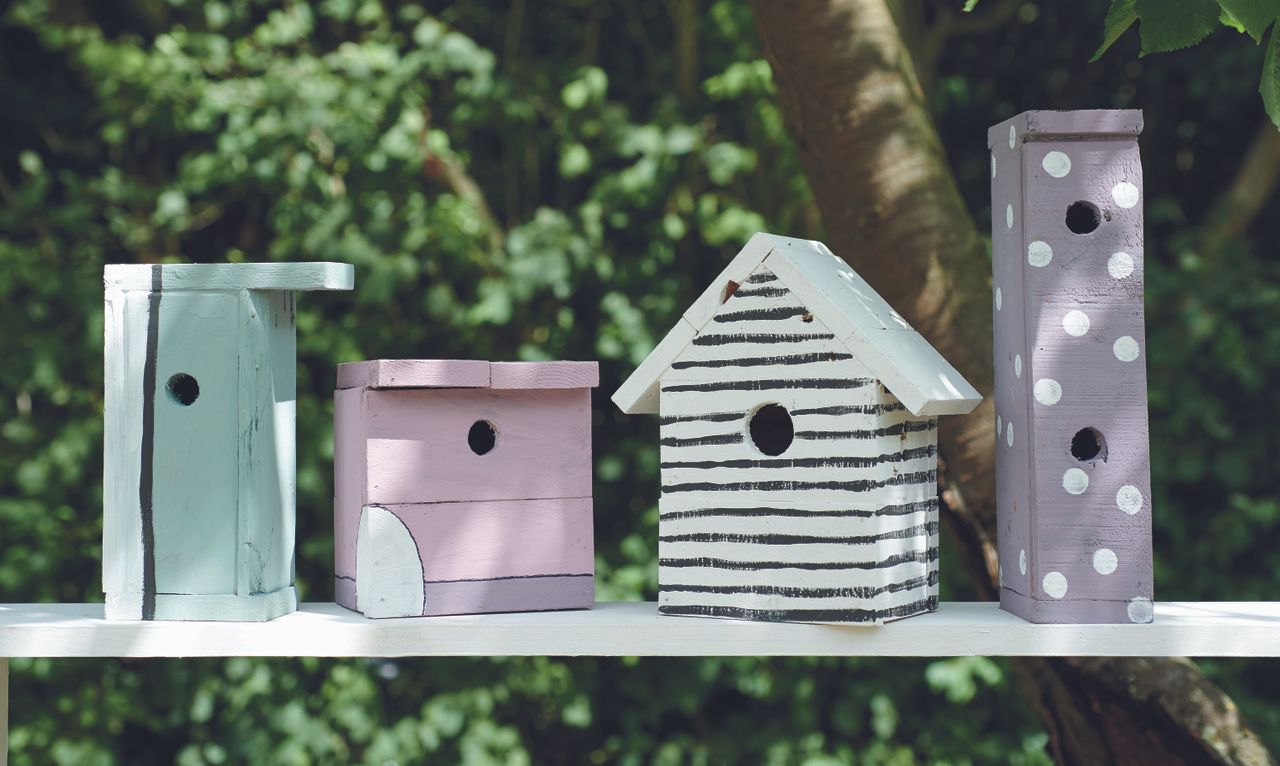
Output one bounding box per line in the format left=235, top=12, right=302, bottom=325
left=989, top=111, right=1153, bottom=624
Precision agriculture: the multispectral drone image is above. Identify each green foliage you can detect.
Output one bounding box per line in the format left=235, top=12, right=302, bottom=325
left=1090, top=0, right=1138, bottom=62
left=1264, top=26, right=1280, bottom=120
left=1135, top=0, right=1222, bottom=54
left=1219, top=0, right=1280, bottom=41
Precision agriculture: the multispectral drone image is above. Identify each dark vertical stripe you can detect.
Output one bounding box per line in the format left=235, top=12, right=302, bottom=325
left=138, top=265, right=162, bottom=620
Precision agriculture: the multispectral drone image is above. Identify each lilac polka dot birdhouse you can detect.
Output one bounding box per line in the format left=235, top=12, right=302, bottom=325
left=989, top=110, right=1154, bottom=624
left=613, top=234, right=982, bottom=624
left=333, top=360, right=599, bottom=618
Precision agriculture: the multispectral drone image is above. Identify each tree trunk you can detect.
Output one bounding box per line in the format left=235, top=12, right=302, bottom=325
left=749, top=2, right=1275, bottom=764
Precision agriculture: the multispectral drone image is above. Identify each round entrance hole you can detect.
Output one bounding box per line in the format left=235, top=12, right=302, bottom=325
left=165, top=373, right=200, bottom=406
left=749, top=403, right=793, bottom=456
left=468, top=420, right=498, bottom=456
left=1070, top=427, right=1107, bottom=463
left=1065, top=201, right=1101, bottom=235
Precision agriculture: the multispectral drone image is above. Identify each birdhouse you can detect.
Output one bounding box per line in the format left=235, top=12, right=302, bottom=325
left=103, top=262, right=355, bottom=621
left=333, top=360, right=599, bottom=618
left=989, top=110, right=1154, bottom=624
left=612, top=234, right=982, bottom=624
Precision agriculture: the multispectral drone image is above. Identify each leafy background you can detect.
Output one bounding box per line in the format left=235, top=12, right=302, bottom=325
left=1, top=0, right=1279, bottom=763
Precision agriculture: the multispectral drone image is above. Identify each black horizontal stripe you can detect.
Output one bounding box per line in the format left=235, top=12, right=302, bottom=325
left=659, top=433, right=745, bottom=448
left=746, top=272, right=778, bottom=284
left=660, top=445, right=936, bottom=470
left=692, top=332, right=837, bottom=346
left=659, top=499, right=937, bottom=522
left=663, top=378, right=873, bottom=393
left=662, top=471, right=936, bottom=494
left=661, top=571, right=938, bottom=599
left=659, top=412, right=744, bottom=425
left=795, top=420, right=937, bottom=440
left=660, top=549, right=938, bottom=571
left=658, top=597, right=939, bottom=622
left=659, top=522, right=936, bottom=546
left=731, top=286, right=791, bottom=298
left=714, top=306, right=808, bottom=323
left=791, top=404, right=907, bottom=416
left=671, top=352, right=853, bottom=370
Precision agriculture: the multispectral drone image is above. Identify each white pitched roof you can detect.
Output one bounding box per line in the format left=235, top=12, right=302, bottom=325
left=613, top=233, right=982, bottom=417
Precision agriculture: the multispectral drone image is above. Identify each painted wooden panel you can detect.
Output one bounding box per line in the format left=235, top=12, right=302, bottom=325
left=336, top=359, right=490, bottom=390
left=990, top=110, right=1153, bottom=624
left=654, top=265, right=939, bottom=625
left=362, top=388, right=592, bottom=504
left=490, top=361, right=600, bottom=389
left=151, top=292, right=241, bottom=595
left=103, top=263, right=352, bottom=621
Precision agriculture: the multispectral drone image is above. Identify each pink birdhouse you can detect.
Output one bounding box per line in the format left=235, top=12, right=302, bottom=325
left=333, top=359, right=599, bottom=618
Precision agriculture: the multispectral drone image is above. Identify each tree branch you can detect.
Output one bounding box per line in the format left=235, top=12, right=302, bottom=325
left=1202, top=121, right=1280, bottom=256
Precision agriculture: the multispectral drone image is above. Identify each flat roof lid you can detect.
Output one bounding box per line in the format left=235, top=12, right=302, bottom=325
left=105, top=262, right=355, bottom=292
left=337, top=360, right=600, bottom=390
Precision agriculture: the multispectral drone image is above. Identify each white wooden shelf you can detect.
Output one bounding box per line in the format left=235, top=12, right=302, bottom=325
left=0, top=602, right=1277, bottom=658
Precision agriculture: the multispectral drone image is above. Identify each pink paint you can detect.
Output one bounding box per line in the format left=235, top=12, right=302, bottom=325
left=490, top=362, right=600, bottom=390
left=337, top=359, right=490, bottom=390
left=387, top=497, right=593, bottom=581
left=333, top=359, right=599, bottom=616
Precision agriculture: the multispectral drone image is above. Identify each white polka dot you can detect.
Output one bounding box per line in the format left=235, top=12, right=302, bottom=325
left=1027, top=240, right=1052, bottom=267
left=1116, top=485, right=1143, bottom=515
left=1014, top=354, right=1022, bottom=378
left=1009, top=125, right=1016, bottom=149
left=1042, top=572, right=1068, bottom=599
left=1006, top=421, right=1014, bottom=447
left=1033, top=378, right=1062, bottom=406
left=1006, top=204, right=1013, bottom=229
left=1063, top=468, right=1089, bottom=495
left=1108, top=252, right=1134, bottom=279
left=1127, top=597, right=1153, bottom=624
left=1093, top=548, right=1118, bottom=575
left=1018, top=549, right=1027, bottom=575
left=1113, top=335, right=1140, bottom=362
left=991, top=153, right=997, bottom=179
left=995, top=286, right=1002, bottom=311
left=1042, top=151, right=1071, bottom=178
left=1113, top=181, right=1140, bottom=208
left=1063, top=310, right=1090, bottom=337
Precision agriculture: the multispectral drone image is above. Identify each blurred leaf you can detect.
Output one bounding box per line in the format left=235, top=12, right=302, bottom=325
left=1090, top=0, right=1138, bottom=61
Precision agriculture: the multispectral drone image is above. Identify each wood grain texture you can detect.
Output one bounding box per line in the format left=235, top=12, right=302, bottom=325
left=361, top=388, right=592, bottom=504
left=3, top=602, right=1279, bottom=657
left=655, top=264, right=941, bottom=625
left=489, top=361, right=600, bottom=389
left=103, top=263, right=351, bottom=621
left=613, top=232, right=981, bottom=417
left=990, top=111, right=1153, bottom=624
left=336, top=359, right=491, bottom=390
left=104, top=262, right=354, bottom=292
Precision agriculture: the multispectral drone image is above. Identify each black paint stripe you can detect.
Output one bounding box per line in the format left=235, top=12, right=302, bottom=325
left=658, top=597, right=939, bottom=622
left=661, top=571, right=938, bottom=599
left=660, top=445, right=936, bottom=470
left=659, top=433, right=745, bottom=448
left=795, top=420, right=937, bottom=440
left=745, top=272, right=778, bottom=284
left=713, top=306, right=808, bottom=323
left=659, top=522, right=937, bottom=545
left=663, top=378, right=873, bottom=393
left=659, top=549, right=938, bottom=571
left=659, top=499, right=937, bottom=522
left=731, top=286, right=791, bottom=298
left=138, top=265, right=162, bottom=621
left=791, top=404, right=907, bottom=416
left=671, top=352, right=853, bottom=370
left=659, top=412, right=744, bottom=425
left=691, top=332, right=837, bottom=346
left=661, top=471, right=937, bottom=493
left=425, top=573, right=593, bottom=584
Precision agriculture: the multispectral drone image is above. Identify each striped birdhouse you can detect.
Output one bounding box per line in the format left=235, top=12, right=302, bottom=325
left=613, top=234, right=982, bottom=624
left=103, top=262, right=354, bottom=621
left=989, top=110, right=1154, bottom=624
left=333, top=360, right=599, bottom=618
